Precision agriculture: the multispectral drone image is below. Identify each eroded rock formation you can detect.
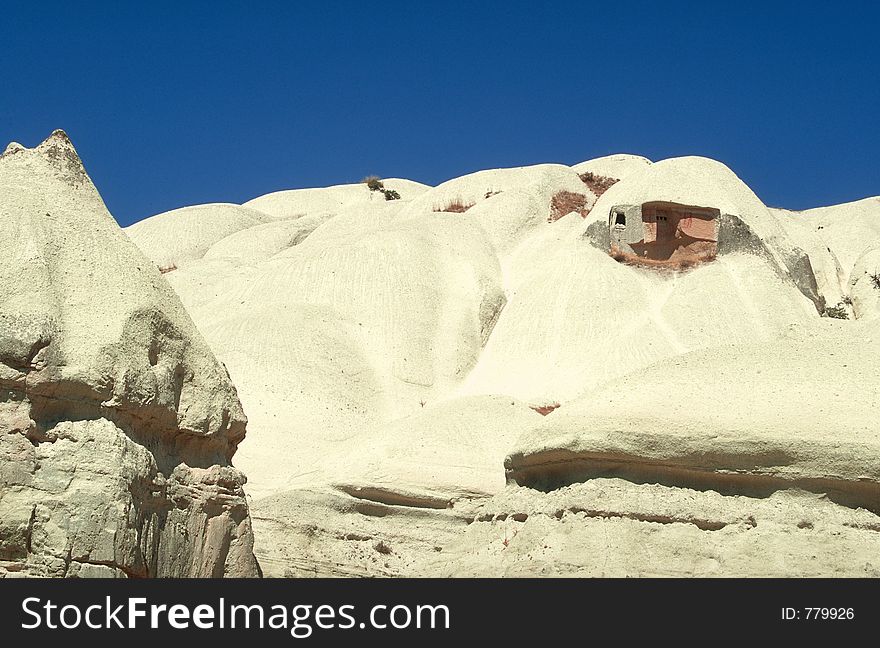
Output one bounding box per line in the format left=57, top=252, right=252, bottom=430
left=0, top=131, right=260, bottom=577
left=119, top=149, right=880, bottom=578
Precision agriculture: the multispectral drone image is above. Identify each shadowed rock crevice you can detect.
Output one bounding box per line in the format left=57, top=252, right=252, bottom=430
left=506, top=447, right=880, bottom=515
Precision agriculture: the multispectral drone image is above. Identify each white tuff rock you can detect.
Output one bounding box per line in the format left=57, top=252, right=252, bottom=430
left=0, top=131, right=260, bottom=578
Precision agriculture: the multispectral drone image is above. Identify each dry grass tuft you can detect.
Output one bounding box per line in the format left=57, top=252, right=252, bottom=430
left=434, top=199, right=475, bottom=213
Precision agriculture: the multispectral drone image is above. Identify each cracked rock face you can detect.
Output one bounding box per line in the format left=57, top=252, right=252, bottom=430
left=0, top=131, right=260, bottom=577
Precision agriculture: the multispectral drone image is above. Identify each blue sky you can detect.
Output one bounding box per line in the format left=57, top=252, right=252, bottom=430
left=1, top=1, right=877, bottom=226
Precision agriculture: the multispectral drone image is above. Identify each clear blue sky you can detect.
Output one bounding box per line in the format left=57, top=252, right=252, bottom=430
left=2, top=1, right=878, bottom=226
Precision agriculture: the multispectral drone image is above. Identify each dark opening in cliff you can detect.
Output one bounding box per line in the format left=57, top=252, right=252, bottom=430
left=610, top=201, right=719, bottom=269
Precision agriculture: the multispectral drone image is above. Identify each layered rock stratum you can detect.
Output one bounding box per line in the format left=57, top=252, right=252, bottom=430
left=0, top=132, right=260, bottom=577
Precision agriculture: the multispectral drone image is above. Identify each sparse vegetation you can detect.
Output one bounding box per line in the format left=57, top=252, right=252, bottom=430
left=362, top=175, right=401, bottom=200
left=432, top=191, right=496, bottom=212
left=362, top=175, right=384, bottom=191
left=822, top=303, right=849, bottom=319
left=549, top=190, right=589, bottom=222
left=870, top=272, right=880, bottom=290
left=579, top=171, right=618, bottom=197
left=434, top=199, right=475, bottom=213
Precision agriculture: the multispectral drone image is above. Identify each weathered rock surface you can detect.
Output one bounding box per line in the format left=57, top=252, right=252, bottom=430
left=426, top=481, right=880, bottom=577
left=399, top=164, right=591, bottom=253
left=242, top=179, right=430, bottom=220
left=332, top=395, right=543, bottom=508
left=125, top=203, right=274, bottom=270
left=160, top=201, right=507, bottom=501
left=251, top=479, right=880, bottom=578
left=0, top=131, right=260, bottom=577
left=850, top=247, right=880, bottom=320
left=123, top=151, right=880, bottom=578
left=571, top=153, right=652, bottom=180
left=506, top=321, right=880, bottom=511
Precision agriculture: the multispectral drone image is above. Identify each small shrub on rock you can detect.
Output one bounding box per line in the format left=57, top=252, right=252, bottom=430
left=362, top=175, right=384, bottom=192
left=362, top=175, right=400, bottom=200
